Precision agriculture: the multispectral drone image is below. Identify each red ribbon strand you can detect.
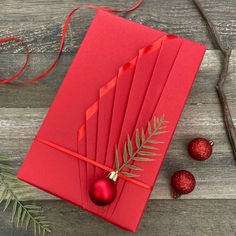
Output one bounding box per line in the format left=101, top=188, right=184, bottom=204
left=0, top=1, right=143, bottom=84
left=0, top=38, right=29, bottom=84
left=36, top=136, right=152, bottom=190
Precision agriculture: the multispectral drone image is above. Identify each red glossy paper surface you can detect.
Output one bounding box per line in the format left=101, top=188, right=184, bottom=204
left=17, top=11, right=205, bottom=232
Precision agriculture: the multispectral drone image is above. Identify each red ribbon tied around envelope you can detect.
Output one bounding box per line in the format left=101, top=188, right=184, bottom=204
left=0, top=0, right=176, bottom=190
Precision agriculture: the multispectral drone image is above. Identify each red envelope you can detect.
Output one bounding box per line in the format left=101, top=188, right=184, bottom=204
left=17, top=10, right=206, bottom=232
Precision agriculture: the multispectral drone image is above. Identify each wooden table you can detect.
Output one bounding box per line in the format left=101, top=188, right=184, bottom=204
left=0, top=0, right=236, bottom=235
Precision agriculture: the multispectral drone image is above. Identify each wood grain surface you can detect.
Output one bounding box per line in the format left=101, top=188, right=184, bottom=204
left=1, top=200, right=236, bottom=236
left=0, top=0, right=236, bottom=235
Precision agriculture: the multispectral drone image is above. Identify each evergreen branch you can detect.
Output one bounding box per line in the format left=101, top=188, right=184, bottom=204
left=0, top=158, right=51, bottom=235
left=115, top=115, right=167, bottom=177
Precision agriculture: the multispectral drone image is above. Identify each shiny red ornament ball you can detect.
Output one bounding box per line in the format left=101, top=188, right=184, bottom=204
left=188, top=138, right=213, bottom=161
left=89, top=177, right=117, bottom=206
left=171, top=170, right=196, bottom=196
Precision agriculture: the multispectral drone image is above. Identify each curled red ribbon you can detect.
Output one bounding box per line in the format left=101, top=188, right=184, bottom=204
left=0, top=0, right=143, bottom=84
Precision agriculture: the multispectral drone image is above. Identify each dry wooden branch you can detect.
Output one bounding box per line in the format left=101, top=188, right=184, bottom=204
left=193, top=0, right=236, bottom=161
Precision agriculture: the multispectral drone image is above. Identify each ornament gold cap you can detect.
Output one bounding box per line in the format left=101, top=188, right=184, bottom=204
left=108, top=171, right=118, bottom=182
left=209, top=140, right=214, bottom=146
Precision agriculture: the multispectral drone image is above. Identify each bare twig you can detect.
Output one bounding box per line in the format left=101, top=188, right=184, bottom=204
left=193, top=0, right=236, bottom=161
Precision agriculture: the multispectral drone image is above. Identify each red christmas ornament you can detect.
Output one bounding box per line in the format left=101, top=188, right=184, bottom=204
left=188, top=137, right=214, bottom=161
left=89, top=176, right=117, bottom=206
left=171, top=170, right=196, bottom=198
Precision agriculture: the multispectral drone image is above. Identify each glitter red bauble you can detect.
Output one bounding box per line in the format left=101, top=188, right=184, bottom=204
left=89, top=178, right=117, bottom=206
left=188, top=138, right=213, bottom=161
left=171, top=170, right=196, bottom=195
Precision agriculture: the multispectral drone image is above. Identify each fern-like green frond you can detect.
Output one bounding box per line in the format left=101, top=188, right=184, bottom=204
left=0, top=156, right=51, bottom=235
left=115, top=115, right=167, bottom=177
left=114, top=146, right=119, bottom=170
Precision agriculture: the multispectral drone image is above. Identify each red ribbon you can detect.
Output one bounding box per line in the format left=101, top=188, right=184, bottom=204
left=0, top=0, right=143, bottom=84
left=0, top=37, right=29, bottom=84
left=35, top=136, right=152, bottom=190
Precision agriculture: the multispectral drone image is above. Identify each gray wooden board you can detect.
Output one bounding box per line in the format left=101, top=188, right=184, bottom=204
left=1, top=0, right=236, bottom=235
left=0, top=200, right=236, bottom=236
left=1, top=0, right=236, bottom=52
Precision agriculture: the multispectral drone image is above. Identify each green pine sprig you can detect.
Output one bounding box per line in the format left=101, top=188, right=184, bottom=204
left=0, top=156, right=51, bottom=235
left=114, top=115, right=167, bottom=178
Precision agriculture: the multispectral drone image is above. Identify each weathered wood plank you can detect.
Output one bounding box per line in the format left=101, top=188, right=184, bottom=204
left=0, top=0, right=236, bottom=53
left=0, top=200, right=236, bottom=236
left=0, top=103, right=235, bottom=200
left=0, top=49, right=235, bottom=107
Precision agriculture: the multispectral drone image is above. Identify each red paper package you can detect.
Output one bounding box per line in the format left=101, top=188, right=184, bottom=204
left=17, top=10, right=206, bottom=232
